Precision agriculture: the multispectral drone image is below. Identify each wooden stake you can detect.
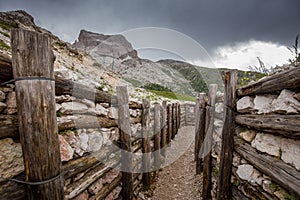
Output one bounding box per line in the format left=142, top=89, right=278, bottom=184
left=161, top=101, right=167, bottom=157
left=11, top=29, right=64, bottom=199
left=217, top=70, right=237, bottom=200
left=167, top=104, right=172, bottom=145
left=116, top=86, right=133, bottom=200
left=202, top=84, right=218, bottom=200
left=141, top=99, right=151, bottom=188
left=153, top=103, right=161, bottom=169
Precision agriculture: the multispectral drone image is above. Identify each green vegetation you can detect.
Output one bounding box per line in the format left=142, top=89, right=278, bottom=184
left=269, top=182, right=280, bottom=192
left=0, top=20, right=18, bottom=30
left=56, top=111, right=63, bottom=117
left=285, top=193, right=299, bottom=200
left=55, top=41, right=67, bottom=48
left=147, top=89, right=195, bottom=102
left=233, top=180, right=240, bottom=187
left=141, top=83, right=172, bottom=92
left=0, top=39, right=10, bottom=50
left=212, top=166, right=219, bottom=177
left=123, top=78, right=142, bottom=87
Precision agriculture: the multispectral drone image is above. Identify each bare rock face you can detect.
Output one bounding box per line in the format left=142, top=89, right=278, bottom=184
left=236, top=164, right=260, bottom=184
left=73, top=29, right=138, bottom=61
left=239, top=130, right=256, bottom=143
left=0, top=90, right=5, bottom=102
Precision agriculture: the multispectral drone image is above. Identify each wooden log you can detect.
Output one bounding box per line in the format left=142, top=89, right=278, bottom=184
left=0, top=148, right=119, bottom=199
left=0, top=115, right=19, bottom=139
left=167, top=104, right=172, bottom=145
left=202, top=84, right=218, bottom=200
left=90, top=174, right=122, bottom=200
left=116, top=86, right=133, bottom=200
left=161, top=101, right=167, bottom=157
left=235, top=138, right=300, bottom=196
left=196, top=93, right=206, bottom=174
left=153, top=103, right=161, bottom=169
left=235, top=114, right=300, bottom=139
left=237, top=66, right=300, bottom=97
left=65, top=160, right=118, bottom=199
left=232, top=186, right=250, bottom=200
left=11, top=29, right=64, bottom=199
left=0, top=114, right=138, bottom=139
left=217, top=70, right=238, bottom=200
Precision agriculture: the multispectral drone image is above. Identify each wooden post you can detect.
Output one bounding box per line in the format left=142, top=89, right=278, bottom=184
left=167, top=104, right=172, bottom=145
left=172, top=103, right=176, bottom=139
left=11, top=29, right=64, bottom=199
left=196, top=93, right=206, bottom=174
left=141, top=99, right=151, bottom=188
left=217, top=70, right=237, bottom=200
left=202, top=84, right=218, bottom=200
left=153, top=103, right=161, bottom=169
left=161, top=101, right=167, bottom=157
left=116, top=86, right=133, bottom=200
left=178, top=103, right=181, bottom=129
left=184, top=103, right=188, bottom=126
left=194, top=98, right=200, bottom=161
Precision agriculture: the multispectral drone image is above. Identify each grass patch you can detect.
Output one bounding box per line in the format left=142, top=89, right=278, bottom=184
left=0, top=20, right=18, bottom=30
left=123, top=78, right=142, bottom=87
left=148, top=89, right=196, bottom=102
left=55, top=41, right=67, bottom=48
left=0, top=40, right=10, bottom=50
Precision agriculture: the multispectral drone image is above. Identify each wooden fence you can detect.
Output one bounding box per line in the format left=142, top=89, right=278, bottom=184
left=0, top=29, right=181, bottom=199
left=195, top=68, right=300, bottom=199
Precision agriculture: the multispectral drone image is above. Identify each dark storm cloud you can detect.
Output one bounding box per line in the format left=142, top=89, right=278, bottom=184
left=0, top=0, right=299, bottom=52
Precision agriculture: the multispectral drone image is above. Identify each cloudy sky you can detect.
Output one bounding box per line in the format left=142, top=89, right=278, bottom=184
left=1, top=0, right=299, bottom=70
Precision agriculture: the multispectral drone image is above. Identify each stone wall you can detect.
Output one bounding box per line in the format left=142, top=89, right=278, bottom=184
left=208, top=69, right=300, bottom=199
left=0, top=83, right=143, bottom=200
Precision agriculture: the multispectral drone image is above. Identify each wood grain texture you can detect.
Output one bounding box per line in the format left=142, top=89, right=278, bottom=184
left=202, top=84, right=218, bottom=200
left=217, top=70, right=238, bottom=200
left=167, top=104, right=172, bottom=145
left=235, top=138, right=300, bottom=196
left=237, top=66, right=300, bottom=97
left=141, top=99, right=151, bottom=188
left=235, top=114, right=300, bottom=139
left=116, top=86, right=133, bottom=200
left=11, top=28, right=64, bottom=200
left=161, top=101, right=167, bottom=157
left=153, top=103, right=161, bottom=169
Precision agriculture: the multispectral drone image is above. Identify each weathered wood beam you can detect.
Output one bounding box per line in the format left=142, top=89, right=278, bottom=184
left=235, top=138, right=300, bottom=196
left=237, top=66, right=300, bottom=97
left=217, top=70, right=238, bottom=200
left=235, top=114, right=300, bottom=139
left=12, top=28, right=64, bottom=199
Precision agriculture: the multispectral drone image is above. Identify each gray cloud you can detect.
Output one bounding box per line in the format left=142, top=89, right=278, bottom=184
left=0, top=0, right=299, bottom=53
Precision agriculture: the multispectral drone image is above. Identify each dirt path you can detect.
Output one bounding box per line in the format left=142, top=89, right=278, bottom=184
left=140, top=126, right=203, bottom=200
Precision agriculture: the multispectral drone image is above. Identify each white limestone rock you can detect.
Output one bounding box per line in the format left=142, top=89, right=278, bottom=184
left=236, top=164, right=260, bottom=184
left=239, top=130, right=256, bottom=143
left=253, top=95, right=276, bottom=114
left=61, top=101, right=89, bottom=114
left=95, top=104, right=108, bottom=116
left=251, top=133, right=281, bottom=157
left=272, top=89, right=300, bottom=114
left=56, top=103, right=62, bottom=112
left=87, top=131, right=103, bottom=152
left=237, top=96, right=254, bottom=113
left=108, top=107, right=118, bottom=119
left=281, top=138, right=300, bottom=170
